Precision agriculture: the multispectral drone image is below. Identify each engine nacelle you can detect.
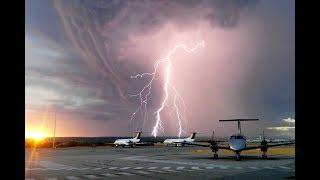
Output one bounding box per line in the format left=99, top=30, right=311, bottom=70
left=260, top=139, right=268, bottom=152
left=210, top=141, right=219, bottom=152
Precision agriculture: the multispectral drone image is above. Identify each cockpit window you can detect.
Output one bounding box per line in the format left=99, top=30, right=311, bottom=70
left=231, top=135, right=245, bottom=139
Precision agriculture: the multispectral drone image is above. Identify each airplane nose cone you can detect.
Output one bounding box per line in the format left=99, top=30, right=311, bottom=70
left=229, top=139, right=246, bottom=151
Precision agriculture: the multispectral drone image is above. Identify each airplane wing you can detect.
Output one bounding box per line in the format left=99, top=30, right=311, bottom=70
left=200, top=140, right=228, bottom=143
left=181, top=142, right=231, bottom=150
left=243, top=141, right=295, bottom=151
left=181, top=142, right=210, bottom=147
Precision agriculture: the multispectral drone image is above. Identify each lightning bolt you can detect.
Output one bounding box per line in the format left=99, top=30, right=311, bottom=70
left=130, top=40, right=205, bottom=137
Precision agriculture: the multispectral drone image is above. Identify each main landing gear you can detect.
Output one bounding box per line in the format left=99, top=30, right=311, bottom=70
left=260, top=139, right=268, bottom=159
left=261, top=151, right=268, bottom=159
left=213, top=153, right=219, bottom=159
left=235, top=153, right=241, bottom=161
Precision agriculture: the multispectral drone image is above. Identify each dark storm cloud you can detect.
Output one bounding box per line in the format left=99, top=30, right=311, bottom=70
left=52, top=0, right=258, bottom=101
left=25, top=31, right=132, bottom=123
left=238, top=0, right=295, bottom=123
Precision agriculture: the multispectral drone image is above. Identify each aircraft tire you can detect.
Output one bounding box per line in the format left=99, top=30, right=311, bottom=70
left=213, top=154, right=218, bottom=159
left=262, top=154, right=267, bottom=159
left=235, top=154, right=241, bottom=161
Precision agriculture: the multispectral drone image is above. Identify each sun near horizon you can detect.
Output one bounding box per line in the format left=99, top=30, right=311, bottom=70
left=25, top=128, right=49, bottom=142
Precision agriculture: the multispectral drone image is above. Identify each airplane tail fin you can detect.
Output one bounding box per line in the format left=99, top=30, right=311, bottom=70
left=133, top=131, right=142, bottom=139
left=187, top=132, right=197, bottom=139
left=219, top=119, right=259, bottom=134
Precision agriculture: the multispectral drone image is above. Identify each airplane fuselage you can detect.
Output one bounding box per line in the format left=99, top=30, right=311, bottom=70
left=114, top=138, right=140, bottom=146
left=164, top=138, right=195, bottom=146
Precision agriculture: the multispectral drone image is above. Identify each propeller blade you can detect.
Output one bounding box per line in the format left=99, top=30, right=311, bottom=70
left=211, top=130, right=214, bottom=142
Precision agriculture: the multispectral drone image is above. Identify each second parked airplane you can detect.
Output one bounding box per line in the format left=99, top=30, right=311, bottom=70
left=163, top=132, right=197, bottom=146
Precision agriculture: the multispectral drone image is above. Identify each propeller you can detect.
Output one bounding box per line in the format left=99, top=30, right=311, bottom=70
left=209, top=130, right=219, bottom=152
left=132, top=131, right=151, bottom=133
left=260, top=129, right=268, bottom=153
left=211, top=130, right=215, bottom=142
left=197, top=130, right=224, bottom=143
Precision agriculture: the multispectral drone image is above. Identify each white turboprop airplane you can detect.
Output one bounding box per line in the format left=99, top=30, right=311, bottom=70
left=163, top=132, right=197, bottom=146
left=183, top=119, right=295, bottom=161
left=114, top=131, right=142, bottom=147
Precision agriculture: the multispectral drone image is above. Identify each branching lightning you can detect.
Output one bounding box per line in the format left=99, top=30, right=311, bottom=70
left=130, top=40, right=205, bottom=137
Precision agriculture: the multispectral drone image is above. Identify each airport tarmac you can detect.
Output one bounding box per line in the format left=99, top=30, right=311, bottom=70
left=25, top=145, right=295, bottom=180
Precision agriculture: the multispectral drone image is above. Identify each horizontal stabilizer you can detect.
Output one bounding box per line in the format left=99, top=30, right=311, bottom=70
left=219, top=119, right=259, bottom=122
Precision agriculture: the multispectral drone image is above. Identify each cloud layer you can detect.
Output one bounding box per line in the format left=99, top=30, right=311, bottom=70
left=25, top=0, right=294, bottom=137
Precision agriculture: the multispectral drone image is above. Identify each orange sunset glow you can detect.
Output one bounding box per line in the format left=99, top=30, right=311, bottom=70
left=25, top=128, right=48, bottom=141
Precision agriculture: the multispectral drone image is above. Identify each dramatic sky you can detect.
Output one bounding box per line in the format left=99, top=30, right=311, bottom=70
left=25, top=0, right=295, bottom=138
